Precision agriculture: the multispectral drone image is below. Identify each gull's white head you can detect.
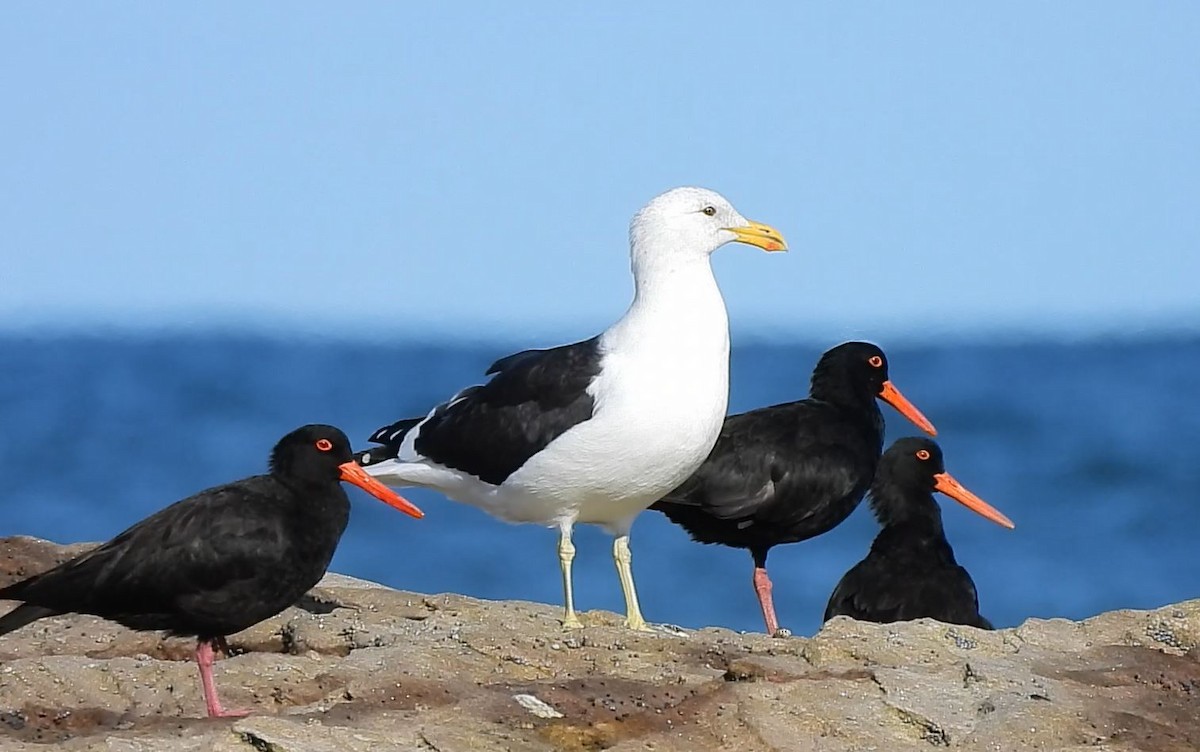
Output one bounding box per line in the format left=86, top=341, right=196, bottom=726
left=629, top=187, right=788, bottom=265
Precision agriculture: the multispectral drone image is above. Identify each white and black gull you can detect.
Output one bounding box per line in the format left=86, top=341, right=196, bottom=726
left=356, top=187, right=787, bottom=630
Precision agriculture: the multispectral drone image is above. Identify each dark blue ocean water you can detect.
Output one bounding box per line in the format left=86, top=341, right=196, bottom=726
left=2, top=331, right=1197, bottom=637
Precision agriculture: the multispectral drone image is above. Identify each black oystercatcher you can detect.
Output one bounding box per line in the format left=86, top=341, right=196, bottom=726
left=651, top=342, right=936, bottom=636
left=357, top=187, right=786, bottom=631
left=824, top=437, right=1013, bottom=629
left=0, top=424, right=423, bottom=718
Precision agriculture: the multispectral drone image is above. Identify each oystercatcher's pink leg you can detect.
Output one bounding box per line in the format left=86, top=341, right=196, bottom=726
left=752, top=566, right=782, bottom=637
left=195, top=638, right=251, bottom=718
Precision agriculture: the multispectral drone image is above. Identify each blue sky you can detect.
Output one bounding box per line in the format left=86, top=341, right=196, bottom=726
left=3, top=3, right=1198, bottom=342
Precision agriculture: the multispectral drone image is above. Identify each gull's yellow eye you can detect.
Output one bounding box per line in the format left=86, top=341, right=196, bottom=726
left=702, top=206, right=716, bottom=216
left=916, top=449, right=931, bottom=461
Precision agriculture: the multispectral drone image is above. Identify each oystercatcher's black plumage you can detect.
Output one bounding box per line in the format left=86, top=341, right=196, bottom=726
left=651, top=342, right=937, bottom=636
left=0, top=424, right=422, bottom=718
left=823, top=437, right=1013, bottom=629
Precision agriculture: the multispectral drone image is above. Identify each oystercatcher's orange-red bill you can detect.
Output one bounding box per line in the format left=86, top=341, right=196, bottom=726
left=933, top=472, right=1015, bottom=529
left=878, top=381, right=938, bottom=437
left=338, top=461, right=424, bottom=519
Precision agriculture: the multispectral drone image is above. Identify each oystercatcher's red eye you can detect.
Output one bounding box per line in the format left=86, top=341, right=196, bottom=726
left=916, top=449, right=931, bottom=460
left=868, top=355, right=883, bottom=368
left=315, top=439, right=333, bottom=452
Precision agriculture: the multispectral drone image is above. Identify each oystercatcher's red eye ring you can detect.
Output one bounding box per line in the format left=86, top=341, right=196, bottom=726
left=915, top=449, right=931, bottom=460
left=868, top=355, right=883, bottom=368
left=315, top=439, right=333, bottom=452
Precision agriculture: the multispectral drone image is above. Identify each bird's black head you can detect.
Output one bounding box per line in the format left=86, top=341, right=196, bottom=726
left=875, top=436, right=946, bottom=495
left=810, top=341, right=890, bottom=401
left=810, top=342, right=938, bottom=435
left=269, top=424, right=356, bottom=484
left=268, top=424, right=425, bottom=519
left=870, top=437, right=1014, bottom=530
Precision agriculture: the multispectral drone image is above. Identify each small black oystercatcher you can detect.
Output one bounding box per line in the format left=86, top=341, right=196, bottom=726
left=823, top=437, right=1013, bottom=629
left=0, top=424, right=423, bottom=718
left=651, top=342, right=936, bottom=637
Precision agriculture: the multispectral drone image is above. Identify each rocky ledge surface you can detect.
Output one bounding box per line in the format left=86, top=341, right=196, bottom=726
left=0, top=536, right=1196, bottom=751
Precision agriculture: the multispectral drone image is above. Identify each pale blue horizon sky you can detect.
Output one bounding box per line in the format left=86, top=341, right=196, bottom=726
left=3, top=4, right=1198, bottom=344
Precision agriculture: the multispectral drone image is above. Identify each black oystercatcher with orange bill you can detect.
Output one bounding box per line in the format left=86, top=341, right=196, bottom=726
left=824, top=437, right=1014, bottom=629
left=0, top=424, right=423, bottom=718
left=651, top=342, right=936, bottom=637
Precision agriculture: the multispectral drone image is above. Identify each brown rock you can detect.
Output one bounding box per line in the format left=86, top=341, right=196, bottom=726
left=0, top=536, right=1196, bottom=751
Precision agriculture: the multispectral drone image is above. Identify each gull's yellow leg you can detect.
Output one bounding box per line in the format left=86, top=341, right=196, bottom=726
left=558, top=524, right=583, bottom=629
left=613, top=534, right=650, bottom=631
